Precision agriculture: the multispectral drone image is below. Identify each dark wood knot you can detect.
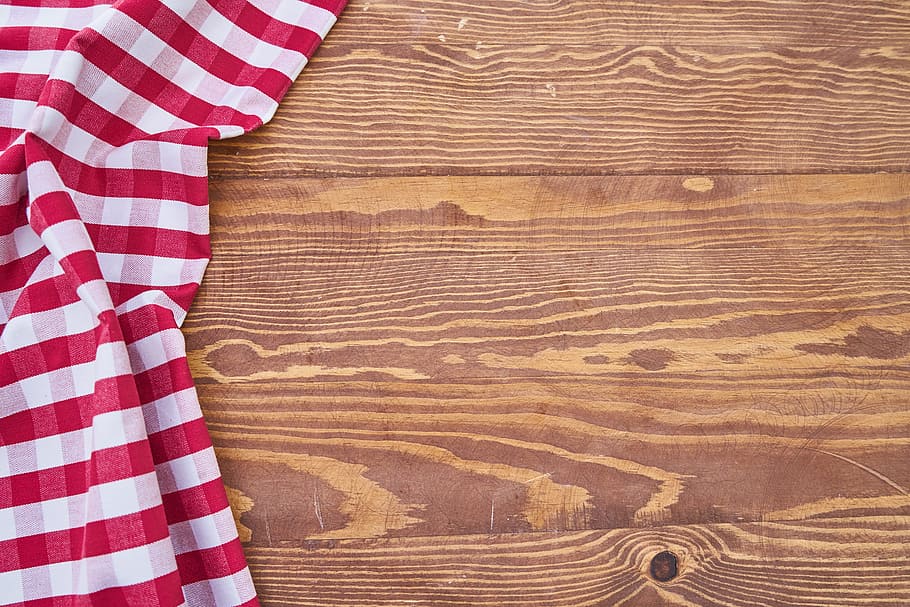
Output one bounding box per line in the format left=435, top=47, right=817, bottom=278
left=649, top=551, right=679, bottom=582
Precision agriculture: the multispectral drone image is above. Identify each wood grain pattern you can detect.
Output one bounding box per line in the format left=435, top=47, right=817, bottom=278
left=318, top=0, right=910, bottom=46
left=189, top=174, right=910, bottom=584
left=203, top=174, right=910, bottom=250
left=208, top=43, right=910, bottom=176
left=198, top=2, right=910, bottom=601
left=243, top=520, right=910, bottom=606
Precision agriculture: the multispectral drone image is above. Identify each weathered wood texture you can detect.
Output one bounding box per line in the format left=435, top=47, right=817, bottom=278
left=208, top=2, right=910, bottom=176
left=197, top=1, right=910, bottom=603
left=190, top=174, right=910, bottom=604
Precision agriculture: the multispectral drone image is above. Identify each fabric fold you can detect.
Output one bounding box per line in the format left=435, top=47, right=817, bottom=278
left=0, top=0, right=346, bottom=604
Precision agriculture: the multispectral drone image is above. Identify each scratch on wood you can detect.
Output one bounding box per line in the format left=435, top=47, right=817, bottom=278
left=522, top=472, right=552, bottom=484
left=314, top=491, right=326, bottom=531
left=809, top=448, right=908, bottom=495
left=264, top=507, right=273, bottom=548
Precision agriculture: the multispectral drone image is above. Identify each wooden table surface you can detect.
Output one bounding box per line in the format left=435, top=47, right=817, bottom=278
left=197, top=1, right=910, bottom=604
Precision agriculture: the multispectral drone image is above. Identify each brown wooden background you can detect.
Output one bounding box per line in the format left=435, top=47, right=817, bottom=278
left=193, top=1, right=910, bottom=604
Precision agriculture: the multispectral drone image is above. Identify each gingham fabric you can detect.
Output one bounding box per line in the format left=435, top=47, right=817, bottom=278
left=0, top=0, right=344, bottom=604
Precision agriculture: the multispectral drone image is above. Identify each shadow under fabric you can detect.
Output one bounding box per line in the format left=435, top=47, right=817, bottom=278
left=0, top=0, right=346, bottom=604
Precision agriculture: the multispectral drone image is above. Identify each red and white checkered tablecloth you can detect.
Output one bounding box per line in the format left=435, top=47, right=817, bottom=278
left=0, top=0, right=345, bottom=604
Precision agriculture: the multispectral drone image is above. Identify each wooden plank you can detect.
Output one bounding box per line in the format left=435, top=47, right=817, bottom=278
left=204, top=174, right=910, bottom=250
left=242, top=520, right=910, bottom=606
left=208, top=44, right=910, bottom=177
left=187, top=174, right=910, bottom=546
left=321, top=0, right=910, bottom=46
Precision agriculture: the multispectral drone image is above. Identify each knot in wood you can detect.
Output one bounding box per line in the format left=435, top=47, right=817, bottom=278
left=649, top=550, right=679, bottom=582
